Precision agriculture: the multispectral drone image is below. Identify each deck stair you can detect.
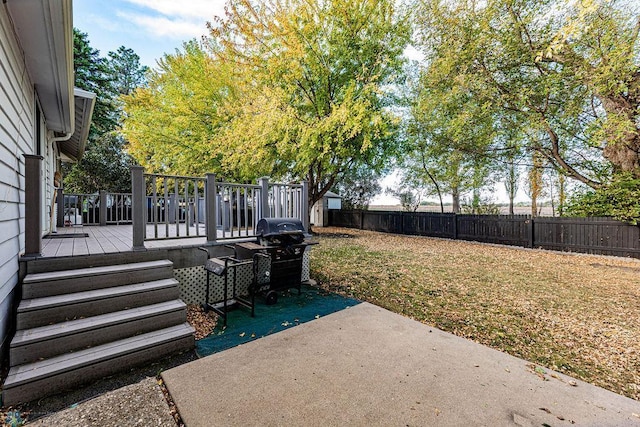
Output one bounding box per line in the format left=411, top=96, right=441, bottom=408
left=2, top=260, right=194, bottom=406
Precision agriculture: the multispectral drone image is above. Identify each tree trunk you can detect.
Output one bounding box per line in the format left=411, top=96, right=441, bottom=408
left=602, top=130, right=640, bottom=177
left=599, top=78, right=640, bottom=177
left=557, top=174, right=566, bottom=216
left=529, top=152, right=544, bottom=217
left=452, top=187, right=460, bottom=214
left=505, top=160, right=518, bottom=215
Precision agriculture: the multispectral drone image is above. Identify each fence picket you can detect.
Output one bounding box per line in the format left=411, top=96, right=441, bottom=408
left=329, top=210, right=640, bottom=259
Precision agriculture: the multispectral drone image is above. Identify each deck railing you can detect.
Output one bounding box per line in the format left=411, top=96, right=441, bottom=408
left=58, top=191, right=133, bottom=227
left=130, top=167, right=309, bottom=249
left=104, top=192, right=133, bottom=224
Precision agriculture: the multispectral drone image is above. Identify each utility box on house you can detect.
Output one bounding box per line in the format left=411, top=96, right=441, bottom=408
left=311, top=191, right=342, bottom=227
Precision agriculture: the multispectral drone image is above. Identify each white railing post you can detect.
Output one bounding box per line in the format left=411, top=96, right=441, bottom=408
left=131, top=166, right=146, bottom=250
left=205, top=173, right=217, bottom=244
left=301, top=180, right=310, bottom=232
left=258, top=176, right=270, bottom=219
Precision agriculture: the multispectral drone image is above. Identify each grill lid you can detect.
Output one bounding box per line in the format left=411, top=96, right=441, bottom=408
left=256, top=218, right=305, bottom=237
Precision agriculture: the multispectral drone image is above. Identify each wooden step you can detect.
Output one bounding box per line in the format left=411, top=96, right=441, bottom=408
left=2, top=323, right=195, bottom=406
left=22, top=260, right=174, bottom=298
left=16, top=279, right=180, bottom=329
left=10, top=300, right=188, bottom=366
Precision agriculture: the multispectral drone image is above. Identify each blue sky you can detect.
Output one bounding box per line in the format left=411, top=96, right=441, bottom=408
left=73, top=0, right=227, bottom=67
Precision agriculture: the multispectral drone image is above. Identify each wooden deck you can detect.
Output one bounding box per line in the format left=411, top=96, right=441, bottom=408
left=41, top=225, right=256, bottom=258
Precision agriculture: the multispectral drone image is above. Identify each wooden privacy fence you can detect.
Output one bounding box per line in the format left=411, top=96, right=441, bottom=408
left=329, top=210, right=640, bottom=259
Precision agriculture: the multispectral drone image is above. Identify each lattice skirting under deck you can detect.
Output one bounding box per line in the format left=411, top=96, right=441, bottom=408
left=174, top=249, right=311, bottom=304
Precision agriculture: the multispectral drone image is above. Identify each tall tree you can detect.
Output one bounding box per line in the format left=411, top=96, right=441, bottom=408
left=64, top=30, right=147, bottom=193
left=208, top=0, right=410, bottom=208
left=72, top=29, right=117, bottom=138
left=123, top=41, right=235, bottom=177
left=405, top=28, right=497, bottom=214
left=124, top=0, right=409, bottom=211
left=108, top=47, right=149, bottom=96
left=413, top=0, right=639, bottom=187
left=331, top=166, right=382, bottom=210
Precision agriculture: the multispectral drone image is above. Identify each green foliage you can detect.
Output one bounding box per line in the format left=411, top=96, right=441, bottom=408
left=412, top=0, right=640, bottom=191
left=64, top=29, right=147, bottom=193
left=64, top=132, right=133, bottom=193
left=73, top=29, right=117, bottom=138
left=124, top=0, right=410, bottom=208
left=385, top=185, right=425, bottom=212
left=215, top=0, right=410, bottom=207
left=564, top=173, right=640, bottom=224
left=107, top=46, right=149, bottom=96
left=123, top=41, right=233, bottom=177
left=460, top=196, right=500, bottom=215
left=331, top=167, right=382, bottom=210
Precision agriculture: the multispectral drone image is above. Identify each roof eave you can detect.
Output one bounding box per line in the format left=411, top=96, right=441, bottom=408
left=58, top=88, right=96, bottom=162
left=6, top=0, right=74, bottom=134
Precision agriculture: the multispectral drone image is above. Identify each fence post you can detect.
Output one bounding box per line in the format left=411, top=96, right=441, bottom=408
left=300, top=181, right=310, bottom=232
left=360, top=210, right=364, bottom=230
left=258, top=176, right=270, bottom=219
left=131, top=166, right=145, bottom=250
left=205, top=173, right=217, bottom=244
left=527, top=218, right=535, bottom=248
left=23, top=155, right=43, bottom=257
left=99, top=190, right=107, bottom=226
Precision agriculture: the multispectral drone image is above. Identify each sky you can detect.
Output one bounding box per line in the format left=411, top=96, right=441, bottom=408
left=73, top=0, right=226, bottom=68
left=73, top=0, right=523, bottom=205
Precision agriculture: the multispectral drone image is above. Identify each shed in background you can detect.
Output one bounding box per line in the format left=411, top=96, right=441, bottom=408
left=311, top=191, right=342, bottom=227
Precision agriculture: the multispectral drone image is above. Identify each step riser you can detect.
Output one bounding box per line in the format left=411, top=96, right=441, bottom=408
left=23, top=266, right=174, bottom=298
left=17, top=287, right=180, bottom=329
left=2, top=335, right=195, bottom=406
left=10, top=309, right=187, bottom=366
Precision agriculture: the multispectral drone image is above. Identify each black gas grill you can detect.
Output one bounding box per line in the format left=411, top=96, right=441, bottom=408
left=236, top=218, right=315, bottom=304
left=202, top=217, right=315, bottom=326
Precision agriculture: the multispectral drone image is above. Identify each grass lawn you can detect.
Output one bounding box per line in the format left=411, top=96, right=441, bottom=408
left=309, top=227, right=640, bottom=401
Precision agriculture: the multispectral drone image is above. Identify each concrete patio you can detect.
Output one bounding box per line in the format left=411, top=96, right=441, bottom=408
left=162, top=302, right=640, bottom=426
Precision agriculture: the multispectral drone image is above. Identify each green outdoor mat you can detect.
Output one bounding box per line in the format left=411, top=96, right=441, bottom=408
left=195, top=285, right=360, bottom=357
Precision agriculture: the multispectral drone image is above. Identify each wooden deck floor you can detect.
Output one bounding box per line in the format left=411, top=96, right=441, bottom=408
left=41, top=225, right=256, bottom=258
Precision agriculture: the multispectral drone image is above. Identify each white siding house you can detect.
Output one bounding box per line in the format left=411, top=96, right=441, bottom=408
left=0, top=0, right=94, bottom=357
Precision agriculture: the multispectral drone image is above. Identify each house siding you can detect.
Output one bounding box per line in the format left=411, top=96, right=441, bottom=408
left=0, top=5, right=36, bottom=358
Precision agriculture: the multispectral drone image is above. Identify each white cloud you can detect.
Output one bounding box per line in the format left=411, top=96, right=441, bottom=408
left=124, top=0, right=226, bottom=20
left=117, top=12, right=209, bottom=39
left=117, top=0, right=226, bottom=40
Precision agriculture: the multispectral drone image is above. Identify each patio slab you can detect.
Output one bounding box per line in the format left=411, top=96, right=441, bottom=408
left=162, top=302, right=640, bottom=426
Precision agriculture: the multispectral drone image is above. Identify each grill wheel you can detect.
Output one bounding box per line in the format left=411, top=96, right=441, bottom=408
left=264, top=290, right=278, bottom=305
